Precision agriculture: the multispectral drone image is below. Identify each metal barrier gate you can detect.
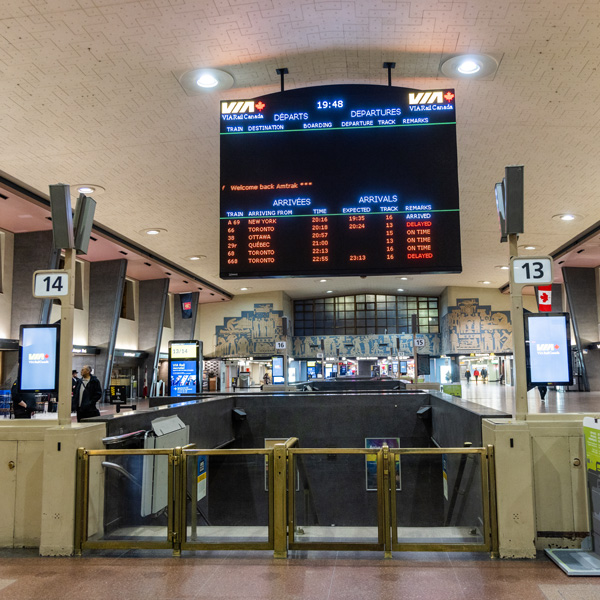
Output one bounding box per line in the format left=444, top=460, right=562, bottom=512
left=75, top=443, right=497, bottom=557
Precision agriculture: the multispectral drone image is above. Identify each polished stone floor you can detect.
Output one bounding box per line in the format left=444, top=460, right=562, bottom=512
left=456, top=381, right=600, bottom=415
left=1, top=549, right=600, bottom=600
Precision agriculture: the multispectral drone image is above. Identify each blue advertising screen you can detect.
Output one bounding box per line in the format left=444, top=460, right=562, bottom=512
left=220, top=84, right=460, bottom=279
left=169, top=360, right=198, bottom=397
left=272, top=355, right=284, bottom=384
left=19, top=325, right=60, bottom=392
left=525, top=313, right=573, bottom=385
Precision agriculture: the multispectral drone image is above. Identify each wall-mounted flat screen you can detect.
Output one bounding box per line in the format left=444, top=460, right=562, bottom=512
left=168, top=340, right=201, bottom=396
left=220, top=84, right=460, bottom=279
left=399, top=360, right=408, bottom=374
left=524, top=313, right=573, bottom=386
left=19, top=324, right=60, bottom=393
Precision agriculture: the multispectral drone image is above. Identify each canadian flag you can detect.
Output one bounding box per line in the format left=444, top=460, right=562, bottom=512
left=537, top=285, right=552, bottom=312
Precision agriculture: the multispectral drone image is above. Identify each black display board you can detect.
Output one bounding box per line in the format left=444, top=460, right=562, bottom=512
left=220, top=84, right=461, bottom=278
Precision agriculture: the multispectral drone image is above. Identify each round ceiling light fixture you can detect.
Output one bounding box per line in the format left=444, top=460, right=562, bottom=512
left=72, top=184, right=105, bottom=196
left=553, top=213, right=579, bottom=222
left=141, top=227, right=167, bottom=236
left=176, top=68, right=234, bottom=95
left=494, top=265, right=510, bottom=270
left=186, top=255, right=206, bottom=261
left=440, top=54, right=500, bottom=78
left=457, top=59, right=480, bottom=75
left=397, top=288, right=404, bottom=292
left=479, top=280, right=491, bottom=285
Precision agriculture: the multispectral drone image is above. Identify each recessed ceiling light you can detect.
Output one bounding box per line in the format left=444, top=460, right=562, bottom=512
left=320, top=279, right=327, bottom=283
left=457, top=60, right=480, bottom=74
left=140, top=228, right=167, bottom=235
left=479, top=281, right=491, bottom=284
left=175, top=68, right=234, bottom=95
left=397, top=288, right=404, bottom=292
left=553, top=213, right=578, bottom=221
left=197, top=73, right=219, bottom=88
left=494, top=265, right=510, bottom=270
left=240, top=287, right=251, bottom=291
left=399, top=277, right=409, bottom=281
left=326, top=290, right=333, bottom=294
left=72, top=184, right=105, bottom=196
left=440, top=54, right=500, bottom=78
left=186, top=255, right=206, bottom=261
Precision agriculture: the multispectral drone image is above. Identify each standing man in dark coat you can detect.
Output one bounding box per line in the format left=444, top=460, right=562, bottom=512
left=72, top=365, right=102, bottom=422
left=11, top=381, right=37, bottom=419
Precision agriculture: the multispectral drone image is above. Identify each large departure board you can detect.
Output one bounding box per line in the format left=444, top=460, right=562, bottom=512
left=220, top=84, right=461, bottom=279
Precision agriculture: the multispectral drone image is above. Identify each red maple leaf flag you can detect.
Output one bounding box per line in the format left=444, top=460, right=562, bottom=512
left=537, top=285, right=552, bottom=312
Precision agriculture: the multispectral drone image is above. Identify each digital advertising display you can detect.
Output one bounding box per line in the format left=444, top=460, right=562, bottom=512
left=272, top=355, right=285, bottom=384
left=220, top=84, right=461, bottom=279
left=525, top=313, right=573, bottom=385
left=19, top=324, right=60, bottom=393
left=168, top=340, right=201, bottom=397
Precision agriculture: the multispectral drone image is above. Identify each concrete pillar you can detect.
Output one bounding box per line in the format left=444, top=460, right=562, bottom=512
left=562, top=267, right=599, bottom=391
left=138, top=279, right=169, bottom=392
left=10, top=231, right=54, bottom=339
left=88, top=259, right=127, bottom=393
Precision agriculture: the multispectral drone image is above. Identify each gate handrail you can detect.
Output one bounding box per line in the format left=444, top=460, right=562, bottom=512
left=74, top=443, right=497, bottom=558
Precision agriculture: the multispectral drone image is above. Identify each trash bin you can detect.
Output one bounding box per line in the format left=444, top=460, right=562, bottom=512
left=238, top=372, right=250, bottom=388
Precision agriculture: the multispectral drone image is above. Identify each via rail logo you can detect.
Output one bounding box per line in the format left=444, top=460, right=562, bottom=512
left=221, top=100, right=266, bottom=114
left=536, top=343, right=560, bottom=355
left=408, top=90, right=455, bottom=105
left=28, top=352, right=50, bottom=364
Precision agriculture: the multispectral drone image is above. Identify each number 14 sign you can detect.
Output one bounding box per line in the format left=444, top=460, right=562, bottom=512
left=510, top=256, right=553, bottom=286
left=33, top=270, right=69, bottom=298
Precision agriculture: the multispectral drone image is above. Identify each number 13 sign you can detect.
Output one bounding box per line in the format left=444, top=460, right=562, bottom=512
left=510, top=256, right=553, bottom=286
left=33, top=270, right=69, bottom=298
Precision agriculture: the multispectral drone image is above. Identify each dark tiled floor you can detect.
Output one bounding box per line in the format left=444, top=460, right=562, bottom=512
left=0, top=550, right=599, bottom=600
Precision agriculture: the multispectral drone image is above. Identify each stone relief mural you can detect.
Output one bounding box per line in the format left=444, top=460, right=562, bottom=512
left=441, top=298, right=512, bottom=354
left=292, top=333, right=440, bottom=358
left=213, top=303, right=442, bottom=357
left=214, top=303, right=284, bottom=357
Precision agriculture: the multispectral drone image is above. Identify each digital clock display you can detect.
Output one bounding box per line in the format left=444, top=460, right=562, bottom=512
left=219, top=84, right=461, bottom=279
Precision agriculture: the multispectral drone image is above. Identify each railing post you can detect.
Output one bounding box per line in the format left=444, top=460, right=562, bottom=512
left=74, top=447, right=87, bottom=555
left=273, top=444, right=288, bottom=558
left=487, top=445, right=499, bottom=558
left=382, top=444, right=392, bottom=558
left=170, top=447, right=182, bottom=557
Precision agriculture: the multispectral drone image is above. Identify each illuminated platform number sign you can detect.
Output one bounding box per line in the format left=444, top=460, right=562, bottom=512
left=219, top=84, right=461, bottom=279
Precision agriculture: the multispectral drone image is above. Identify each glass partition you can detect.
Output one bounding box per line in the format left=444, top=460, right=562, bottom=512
left=391, top=448, right=490, bottom=552
left=180, top=449, right=273, bottom=550
left=288, top=449, right=385, bottom=551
